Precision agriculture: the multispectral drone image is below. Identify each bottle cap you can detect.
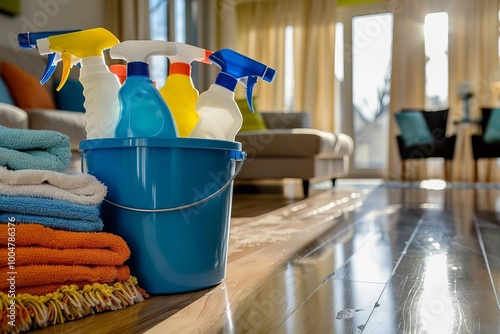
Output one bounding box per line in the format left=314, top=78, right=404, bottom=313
left=110, top=64, right=127, bottom=84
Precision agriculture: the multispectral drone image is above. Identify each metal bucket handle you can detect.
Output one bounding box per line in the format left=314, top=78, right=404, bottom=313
left=81, top=150, right=246, bottom=213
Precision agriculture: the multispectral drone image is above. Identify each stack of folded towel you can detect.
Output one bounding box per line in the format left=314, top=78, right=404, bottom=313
left=0, top=126, right=148, bottom=332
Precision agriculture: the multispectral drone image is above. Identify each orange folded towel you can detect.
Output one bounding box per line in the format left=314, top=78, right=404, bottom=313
left=0, top=265, right=130, bottom=295
left=0, top=224, right=130, bottom=266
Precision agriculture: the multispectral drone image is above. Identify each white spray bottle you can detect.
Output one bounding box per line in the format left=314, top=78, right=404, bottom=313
left=189, top=49, right=276, bottom=141
left=35, top=28, right=121, bottom=139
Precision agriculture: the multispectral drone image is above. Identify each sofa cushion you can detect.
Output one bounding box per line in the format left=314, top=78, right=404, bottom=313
left=262, top=112, right=311, bottom=129
left=0, top=102, right=29, bottom=129
left=483, top=108, right=500, bottom=143
left=395, top=111, right=434, bottom=147
left=237, top=97, right=268, bottom=132
left=0, top=76, right=14, bottom=105
left=54, top=78, right=85, bottom=112
left=0, top=61, right=55, bottom=109
left=236, top=128, right=353, bottom=159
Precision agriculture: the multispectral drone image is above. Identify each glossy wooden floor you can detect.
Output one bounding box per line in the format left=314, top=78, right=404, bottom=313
left=34, top=180, right=500, bottom=333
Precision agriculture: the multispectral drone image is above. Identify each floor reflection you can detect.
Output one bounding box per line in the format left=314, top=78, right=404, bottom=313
left=229, top=184, right=500, bottom=333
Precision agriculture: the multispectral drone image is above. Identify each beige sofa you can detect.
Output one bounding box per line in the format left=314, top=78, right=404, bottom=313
left=235, top=112, right=353, bottom=196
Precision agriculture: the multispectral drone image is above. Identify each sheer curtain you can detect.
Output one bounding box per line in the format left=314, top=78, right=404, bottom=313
left=105, top=0, right=151, bottom=41
left=234, top=0, right=336, bottom=132
left=447, top=0, right=500, bottom=182
left=387, top=0, right=427, bottom=181
left=387, top=0, right=500, bottom=181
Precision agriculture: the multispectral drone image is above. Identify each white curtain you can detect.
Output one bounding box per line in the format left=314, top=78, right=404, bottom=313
left=234, top=0, right=336, bottom=132
left=105, top=0, right=151, bottom=41
left=387, top=0, right=500, bottom=181
left=387, top=0, right=427, bottom=180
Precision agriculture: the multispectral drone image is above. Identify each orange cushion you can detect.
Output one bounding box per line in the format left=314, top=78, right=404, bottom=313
left=0, top=61, right=55, bottom=109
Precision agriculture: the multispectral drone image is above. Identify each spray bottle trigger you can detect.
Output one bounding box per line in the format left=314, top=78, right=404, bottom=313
left=40, top=53, right=60, bottom=84
left=245, top=76, right=258, bottom=113
left=56, top=52, right=73, bottom=91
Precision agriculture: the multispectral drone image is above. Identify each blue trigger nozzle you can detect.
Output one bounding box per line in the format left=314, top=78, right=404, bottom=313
left=245, top=76, right=258, bottom=113
left=40, top=53, right=59, bottom=84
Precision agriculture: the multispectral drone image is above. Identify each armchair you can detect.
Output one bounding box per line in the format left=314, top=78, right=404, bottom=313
left=395, top=109, right=456, bottom=180
left=471, top=108, right=500, bottom=181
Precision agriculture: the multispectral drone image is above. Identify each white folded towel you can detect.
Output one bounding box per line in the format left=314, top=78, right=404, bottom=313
left=0, top=167, right=107, bottom=205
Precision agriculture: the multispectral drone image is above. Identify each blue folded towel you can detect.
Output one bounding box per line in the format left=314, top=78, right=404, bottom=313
left=0, top=195, right=100, bottom=221
left=0, top=126, right=71, bottom=172
left=0, top=213, right=103, bottom=232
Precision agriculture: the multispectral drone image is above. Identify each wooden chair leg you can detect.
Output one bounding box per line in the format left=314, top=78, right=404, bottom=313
left=401, top=161, right=406, bottom=181
left=444, top=159, right=451, bottom=181
left=302, top=179, right=310, bottom=198
left=473, top=159, right=479, bottom=182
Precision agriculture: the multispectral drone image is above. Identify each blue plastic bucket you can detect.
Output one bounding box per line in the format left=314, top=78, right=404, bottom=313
left=79, top=138, right=245, bottom=294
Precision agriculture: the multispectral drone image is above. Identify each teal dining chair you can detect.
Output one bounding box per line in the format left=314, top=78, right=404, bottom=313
left=395, top=109, right=456, bottom=180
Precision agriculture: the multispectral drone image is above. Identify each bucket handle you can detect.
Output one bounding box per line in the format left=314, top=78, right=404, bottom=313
left=85, top=151, right=246, bottom=213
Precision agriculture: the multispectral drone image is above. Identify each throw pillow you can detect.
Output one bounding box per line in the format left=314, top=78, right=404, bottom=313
left=236, top=96, right=268, bottom=132
left=483, top=108, right=500, bottom=143
left=54, top=78, right=85, bottom=112
left=0, top=61, right=55, bottom=109
left=0, top=76, right=14, bottom=105
left=395, top=111, right=434, bottom=147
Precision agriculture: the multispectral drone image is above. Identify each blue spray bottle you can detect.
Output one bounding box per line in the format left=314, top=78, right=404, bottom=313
left=109, top=40, right=178, bottom=138
left=189, top=49, right=276, bottom=141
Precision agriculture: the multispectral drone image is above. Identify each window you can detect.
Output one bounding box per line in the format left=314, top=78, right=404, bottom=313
left=424, top=12, right=449, bottom=110
left=149, top=0, right=188, bottom=88
left=351, top=13, right=393, bottom=170
left=284, top=26, right=295, bottom=111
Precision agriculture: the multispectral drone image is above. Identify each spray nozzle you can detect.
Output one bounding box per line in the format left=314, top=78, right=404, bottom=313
left=110, top=40, right=177, bottom=77
left=17, top=29, right=81, bottom=84
left=167, top=43, right=213, bottom=75
left=42, top=28, right=119, bottom=90
left=209, top=49, right=276, bottom=112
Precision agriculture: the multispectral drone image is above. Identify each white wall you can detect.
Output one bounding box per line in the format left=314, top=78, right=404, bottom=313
left=0, top=0, right=107, bottom=49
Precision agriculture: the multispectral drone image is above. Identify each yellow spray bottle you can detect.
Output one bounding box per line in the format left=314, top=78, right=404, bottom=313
left=37, top=28, right=121, bottom=139
left=159, top=43, right=212, bottom=137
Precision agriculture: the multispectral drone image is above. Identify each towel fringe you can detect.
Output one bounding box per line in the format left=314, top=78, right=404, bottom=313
left=0, top=276, right=149, bottom=334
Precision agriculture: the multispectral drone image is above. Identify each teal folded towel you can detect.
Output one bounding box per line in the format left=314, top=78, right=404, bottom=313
left=0, top=195, right=100, bottom=221
left=0, top=125, right=71, bottom=172
left=0, top=213, right=103, bottom=232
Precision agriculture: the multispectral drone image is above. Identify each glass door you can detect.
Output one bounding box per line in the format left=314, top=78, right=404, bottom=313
left=336, top=4, right=394, bottom=178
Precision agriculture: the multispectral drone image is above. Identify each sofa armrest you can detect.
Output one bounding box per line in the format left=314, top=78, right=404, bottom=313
left=261, top=112, right=311, bottom=129
left=0, top=103, right=29, bottom=129
left=25, top=109, right=86, bottom=151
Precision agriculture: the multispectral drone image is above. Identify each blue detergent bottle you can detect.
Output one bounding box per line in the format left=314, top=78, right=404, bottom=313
left=189, top=49, right=276, bottom=141
left=110, top=40, right=178, bottom=138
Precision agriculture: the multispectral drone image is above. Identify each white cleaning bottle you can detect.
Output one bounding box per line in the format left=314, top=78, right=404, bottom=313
left=36, top=28, right=121, bottom=139
left=189, top=49, right=276, bottom=141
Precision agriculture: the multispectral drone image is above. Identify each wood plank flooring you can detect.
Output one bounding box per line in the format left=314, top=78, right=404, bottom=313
left=30, top=180, right=500, bottom=333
